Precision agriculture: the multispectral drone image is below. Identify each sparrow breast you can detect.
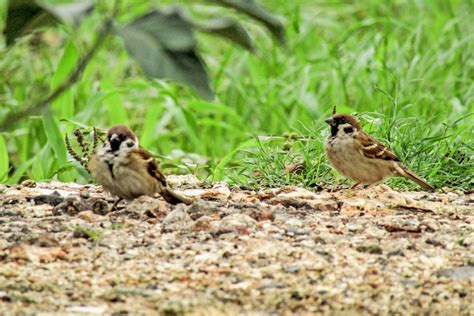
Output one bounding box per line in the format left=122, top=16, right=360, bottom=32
left=325, top=128, right=394, bottom=184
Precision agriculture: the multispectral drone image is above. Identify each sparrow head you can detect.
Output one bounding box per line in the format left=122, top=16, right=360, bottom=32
left=325, top=114, right=361, bottom=137
left=106, top=125, right=138, bottom=152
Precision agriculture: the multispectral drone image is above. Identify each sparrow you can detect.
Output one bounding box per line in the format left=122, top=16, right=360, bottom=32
left=324, top=113, right=435, bottom=191
left=88, top=125, right=193, bottom=206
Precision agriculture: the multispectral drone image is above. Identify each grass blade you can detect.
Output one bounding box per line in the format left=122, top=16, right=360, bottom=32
left=0, top=135, right=9, bottom=181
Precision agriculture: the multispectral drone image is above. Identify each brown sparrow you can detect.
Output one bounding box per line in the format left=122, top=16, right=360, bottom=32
left=88, top=125, right=193, bottom=206
left=324, top=113, right=435, bottom=191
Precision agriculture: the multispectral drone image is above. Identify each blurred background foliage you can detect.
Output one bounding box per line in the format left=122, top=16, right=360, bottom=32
left=0, top=0, right=473, bottom=190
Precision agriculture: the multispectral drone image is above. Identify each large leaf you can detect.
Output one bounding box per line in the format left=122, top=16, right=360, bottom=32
left=5, top=0, right=94, bottom=46
left=101, top=80, right=130, bottom=126
left=40, top=1, right=95, bottom=25
left=212, top=0, right=285, bottom=45
left=116, top=9, right=213, bottom=100
left=42, top=110, right=67, bottom=167
left=51, top=39, right=78, bottom=119
left=195, top=17, right=255, bottom=51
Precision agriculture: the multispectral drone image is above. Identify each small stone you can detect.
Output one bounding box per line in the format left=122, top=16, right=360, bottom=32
left=383, top=219, right=421, bottom=233
left=285, top=218, right=303, bottom=228
left=78, top=211, right=101, bottom=223
left=190, top=216, right=213, bottom=231
left=425, top=238, right=444, bottom=248
left=347, top=223, right=364, bottom=233
left=66, top=305, right=107, bottom=314
left=21, top=180, right=36, bottom=188
left=313, top=235, right=326, bottom=244
left=422, top=219, right=440, bottom=232
left=162, top=205, right=194, bottom=231
left=435, top=266, right=474, bottom=280
left=467, top=257, right=474, bottom=266
left=218, top=213, right=256, bottom=231
left=356, top=244, right=383, bottom=254
left=365, top=226, right=387, bottom=238
left=259, top=210, right=274, bottom=221
left=284, top=265, right=300, bottom=273
left=461, top=234, right=474, bottom=247
left=30, top=191, right=64, bottom=206
left=187, top=201, right=222, bottom=220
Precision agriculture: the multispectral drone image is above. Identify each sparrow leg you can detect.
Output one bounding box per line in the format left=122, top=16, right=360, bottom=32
left=350, top=182, right=361, bottom=189
left=108, top=198, right=123, bottom=212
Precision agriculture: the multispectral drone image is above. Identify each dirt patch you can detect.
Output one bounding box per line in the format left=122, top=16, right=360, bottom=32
left=0, top=177, right=473, bottom=315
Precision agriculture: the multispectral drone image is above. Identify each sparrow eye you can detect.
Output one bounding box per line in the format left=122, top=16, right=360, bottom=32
left=343, top=126, right=353, bottom=134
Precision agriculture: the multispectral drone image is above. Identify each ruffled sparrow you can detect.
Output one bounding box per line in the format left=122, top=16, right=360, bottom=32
left=88, top=125, right=193, bottom=207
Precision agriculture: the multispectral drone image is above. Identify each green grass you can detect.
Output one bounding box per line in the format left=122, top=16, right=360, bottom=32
left=72, top=225, right=103, bottom=242
left=0, top=0, right=473, bottom=191
left=234, top=113, right=473, bottom=191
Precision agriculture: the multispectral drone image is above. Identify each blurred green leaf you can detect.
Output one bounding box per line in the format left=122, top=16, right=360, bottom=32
left=181, top=107, right=201, bottom=150
left=6, top=159, right=34, bottom=184
left=196, top=17, right=255, bottom=51
left=30, top=143, right=49, bottom=180
left=213, top=138, right=260, bottom=181
left=42, top=110, right=67, bottom=166
left=0, top=135, right=9, bottom=181
left=5, top=0, right=94, bottom=46
left=140, top=105, right=163, bottom=149
left=116, top=9, right=213, bottom=100
left=101, top=80, right=129, bottom=126
left=51, top=39, right=78, bottom=119
left=211, top=0, right=286, bottom=45
left=187, top=100, right=247, bottom=129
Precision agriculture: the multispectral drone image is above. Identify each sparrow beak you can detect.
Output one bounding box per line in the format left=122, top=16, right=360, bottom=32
left=325, top=117, right=335, bottom=125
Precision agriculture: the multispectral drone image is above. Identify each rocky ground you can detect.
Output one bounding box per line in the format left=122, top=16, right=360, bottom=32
left=0, top=176, right=473, bottom=315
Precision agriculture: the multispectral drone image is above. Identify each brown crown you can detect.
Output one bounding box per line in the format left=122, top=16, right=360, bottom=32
left=332, top=114, right=362, bottom=130
left=107, top=125, right=137, bottom=141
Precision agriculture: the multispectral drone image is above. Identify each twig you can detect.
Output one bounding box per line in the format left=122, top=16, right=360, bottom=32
left=0, top=0, right=121, bottom=132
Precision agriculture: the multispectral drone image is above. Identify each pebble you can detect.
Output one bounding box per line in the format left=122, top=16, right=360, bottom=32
left=162, top=205, right=194, bottom=231
left=218, top=213, right=257, bottom=231
left=0, top=179, right=472, bottom=314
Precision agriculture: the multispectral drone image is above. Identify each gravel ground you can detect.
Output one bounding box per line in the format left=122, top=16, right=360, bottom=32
left=0, top=176, right=473, bottom=315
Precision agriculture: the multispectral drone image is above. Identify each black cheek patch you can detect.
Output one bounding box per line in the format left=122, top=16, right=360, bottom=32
left=344, top=127, right=353, bottom=134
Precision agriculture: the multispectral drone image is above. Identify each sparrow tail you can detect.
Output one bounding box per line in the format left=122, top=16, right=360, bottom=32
left=161, top=187, right=193, bottom=205
left=402, top=168, right=435, bottom=191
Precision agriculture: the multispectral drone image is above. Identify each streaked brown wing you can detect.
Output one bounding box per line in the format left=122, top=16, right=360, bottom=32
left=358, top=132, right=399, bottom=161
left=133, top=148, right=167, bottom=185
